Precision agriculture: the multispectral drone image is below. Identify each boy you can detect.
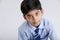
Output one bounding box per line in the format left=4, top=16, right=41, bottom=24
left=18, top=0, right=58, bottom=40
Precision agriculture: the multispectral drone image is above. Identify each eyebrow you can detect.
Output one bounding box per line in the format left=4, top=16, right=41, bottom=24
left=26, top=13, right=32, bottom=16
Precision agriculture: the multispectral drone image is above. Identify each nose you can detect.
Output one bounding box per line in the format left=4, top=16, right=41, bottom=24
left=33, top=16, right=37, bottom=22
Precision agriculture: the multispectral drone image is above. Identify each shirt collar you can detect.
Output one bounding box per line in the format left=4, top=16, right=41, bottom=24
left=27, top=22, right=36, bottom=32
left=38, top=19, right=45, bottom=29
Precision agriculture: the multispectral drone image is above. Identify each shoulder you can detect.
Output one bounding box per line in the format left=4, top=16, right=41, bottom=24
left=42, top=18, right=53, bottom=30
left=42, top=18, right=50, bottom=26
left=18, top=21, right=28, bottom=32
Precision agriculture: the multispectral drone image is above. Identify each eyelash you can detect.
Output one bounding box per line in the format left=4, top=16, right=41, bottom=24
left=36, top=13, right=39, bottom=16
left=28, top=15, right=32, bottom=18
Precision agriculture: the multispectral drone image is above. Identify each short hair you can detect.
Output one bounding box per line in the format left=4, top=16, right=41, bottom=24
left=21, top=0, right=42, bottom=15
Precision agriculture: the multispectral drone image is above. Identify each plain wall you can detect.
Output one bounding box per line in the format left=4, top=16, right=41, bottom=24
left=0, top=0, right=60, bottom=40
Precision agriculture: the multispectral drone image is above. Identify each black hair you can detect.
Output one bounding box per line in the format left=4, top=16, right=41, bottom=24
left=21, top=0, right=42, bottom=15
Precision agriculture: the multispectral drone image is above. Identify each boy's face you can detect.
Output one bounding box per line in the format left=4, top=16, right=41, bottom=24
left=24, top=9, right=44, bottom=27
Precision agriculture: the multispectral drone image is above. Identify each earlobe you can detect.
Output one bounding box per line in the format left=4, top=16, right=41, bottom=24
left=41, top=9, right=44, bottom=16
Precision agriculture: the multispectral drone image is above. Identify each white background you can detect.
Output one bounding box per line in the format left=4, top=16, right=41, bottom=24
left=0, top=0, right=60, bottom=40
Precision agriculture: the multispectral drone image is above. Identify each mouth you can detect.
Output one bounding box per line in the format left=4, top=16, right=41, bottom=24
left=33, top=21, right=39, bottom=24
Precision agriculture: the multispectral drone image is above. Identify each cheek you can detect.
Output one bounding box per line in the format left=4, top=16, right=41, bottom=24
left=25, top=16, right=33, bottom=24
left=37, top=14, right=43, bottom=22
left=26, top=19, right=33, bottom=23
left=38, top=15, right=42, bottom=19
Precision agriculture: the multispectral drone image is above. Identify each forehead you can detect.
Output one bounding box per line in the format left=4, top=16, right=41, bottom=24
left=27, top=9, right=41, bottom=15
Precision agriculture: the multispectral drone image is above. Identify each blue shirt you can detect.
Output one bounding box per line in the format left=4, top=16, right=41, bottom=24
left=18, top=18, right=58, bottom=40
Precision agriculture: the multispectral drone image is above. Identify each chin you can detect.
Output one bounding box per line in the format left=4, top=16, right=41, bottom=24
left=32, top=22, right=40, bottom=27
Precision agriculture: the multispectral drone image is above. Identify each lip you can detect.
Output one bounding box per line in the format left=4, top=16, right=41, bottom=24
left=33, top=22, right=39, bottom=24
left=33, top=20, right=40, bottom=24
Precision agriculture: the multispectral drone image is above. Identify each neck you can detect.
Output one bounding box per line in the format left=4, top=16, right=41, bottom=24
left=35, top=24, right=40, bottom=28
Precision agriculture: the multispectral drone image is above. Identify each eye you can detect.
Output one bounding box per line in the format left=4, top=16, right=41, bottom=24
left=35, top=10, right=40, bottom=16
left=27, top=15, right=32, bottom=18
left=36, top=12, right=39, bottom=16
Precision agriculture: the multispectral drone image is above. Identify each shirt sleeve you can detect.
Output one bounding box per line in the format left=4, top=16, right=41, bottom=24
left=18, top=27, right=28, bottom=40
left=48, top=22, right=59, bottom=40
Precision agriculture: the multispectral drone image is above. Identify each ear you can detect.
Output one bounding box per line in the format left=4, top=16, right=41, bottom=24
left=41, top=9, right=44, bottom=16
left=23, top=15, right=26, bottom=20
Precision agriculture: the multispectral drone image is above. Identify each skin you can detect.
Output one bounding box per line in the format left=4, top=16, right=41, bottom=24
left=24, top=9, right=44, bottom=28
